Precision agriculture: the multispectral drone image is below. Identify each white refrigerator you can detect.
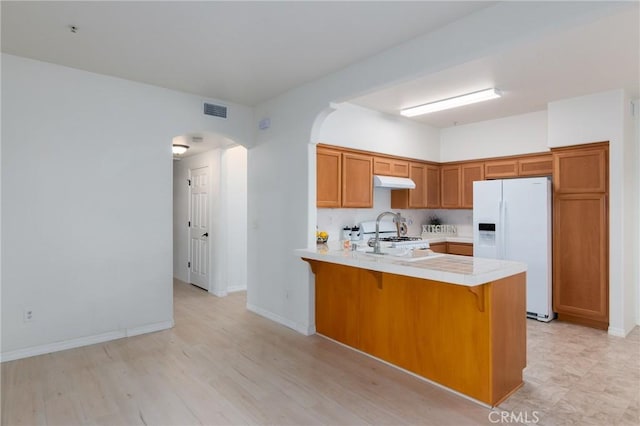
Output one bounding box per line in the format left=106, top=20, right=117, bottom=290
left=473, top=177, right=553, bottom=322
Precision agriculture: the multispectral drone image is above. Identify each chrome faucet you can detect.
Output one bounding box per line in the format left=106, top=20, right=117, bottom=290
left=369, top=211, right=406, bottom=254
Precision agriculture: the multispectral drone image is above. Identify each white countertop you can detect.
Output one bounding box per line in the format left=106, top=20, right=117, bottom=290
left=296, top=242, right=526, bottom=287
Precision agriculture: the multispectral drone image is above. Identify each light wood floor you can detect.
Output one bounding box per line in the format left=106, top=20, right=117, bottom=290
left=2, top=279, right=639, bottom=426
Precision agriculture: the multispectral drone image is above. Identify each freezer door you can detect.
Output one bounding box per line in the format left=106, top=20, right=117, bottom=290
left=473, top=180, right=502, bottom=259
left=503, top=177, right=552, bottom=320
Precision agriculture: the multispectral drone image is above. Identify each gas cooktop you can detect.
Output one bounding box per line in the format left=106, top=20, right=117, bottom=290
left=378, top=236, right=422, bottom=242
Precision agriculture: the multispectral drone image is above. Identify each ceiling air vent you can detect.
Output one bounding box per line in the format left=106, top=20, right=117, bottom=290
left=204, top=102, right=227, bottom=118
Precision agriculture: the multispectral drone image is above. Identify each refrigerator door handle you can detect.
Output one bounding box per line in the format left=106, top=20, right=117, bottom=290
left=500, top=200, right=507, bottom=259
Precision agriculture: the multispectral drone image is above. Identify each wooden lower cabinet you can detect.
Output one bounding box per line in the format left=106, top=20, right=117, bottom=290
left=429, top=242, right=447, bottom=253
left=553, top=193, right=608, bottom=329
left=447, top=242, right=473, bottom=256
left=306, top=259, right=526, bottom=406
left=429, top=242, right=473, bottom=256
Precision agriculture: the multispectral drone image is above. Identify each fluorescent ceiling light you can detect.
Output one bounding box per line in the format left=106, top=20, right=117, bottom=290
left=401, top=88, right=502, bottom=117
left=172, top=144, right=189, bottom=155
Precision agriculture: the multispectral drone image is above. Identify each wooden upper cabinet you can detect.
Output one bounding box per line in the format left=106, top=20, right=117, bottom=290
left=553, top=145, right=608, bottom=193
left=342, top=152, right=373, bottom=208
left=461, top=163, right=484, bottom=208
left=391, top=162, right=440, bottom=209
left=316, top=146, right=342, bottom=208
left=518, top=154, right=552, bottom=177
left=425, top=164, right=441, bottom=208
left=373, top=156, right=409, bottom=177
left=485, top=159, right=518, bottom=179
left=441, top=165, right=461, bottom=208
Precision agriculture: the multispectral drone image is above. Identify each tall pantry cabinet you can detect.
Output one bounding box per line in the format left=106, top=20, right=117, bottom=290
left=552, top=142, right=609, bottom=330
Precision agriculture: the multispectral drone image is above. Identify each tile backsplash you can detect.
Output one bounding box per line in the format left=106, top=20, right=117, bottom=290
left=316, top=188, right=473, bottom=242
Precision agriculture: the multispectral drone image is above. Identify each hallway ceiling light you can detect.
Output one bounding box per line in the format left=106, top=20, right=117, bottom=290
left=400, top=88, right=502, bottom=117
left=172, top=144, right=189, bottom=155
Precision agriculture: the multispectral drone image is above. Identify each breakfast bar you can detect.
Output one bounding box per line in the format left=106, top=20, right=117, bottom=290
left=297, top=243, right=527, bottom=407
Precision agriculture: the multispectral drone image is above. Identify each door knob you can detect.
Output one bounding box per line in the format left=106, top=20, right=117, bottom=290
left=202, top=232, right=209, bottom=237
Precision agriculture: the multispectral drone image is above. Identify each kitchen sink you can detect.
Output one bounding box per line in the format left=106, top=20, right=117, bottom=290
left=360, top=249, right=445, bottom=262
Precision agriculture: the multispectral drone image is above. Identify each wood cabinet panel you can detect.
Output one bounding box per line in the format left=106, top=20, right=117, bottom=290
left=313, top=261, right=361, bottom=347
left=306, top=258, right=526, bottom=406
left=429, top=242, right=447, bottom=253
left=426, top=164, right=441, bottom=208
left=461, top=163, right=484, bottom=208
left=342, top=152, right=373, bottom=208
left=447, top=242, right=473, bottom=256
left=441, top=165, right=461, bottom=208
left=407, top=162, right=427, bottom=208
left=553, top=193, right=608, bottom=328
left=316, top=147, right=342, bottom=208
left=553, top=148, right=607, bottom=193
left=518, top=155, right=552, bottom=176
left=373, top=156, right=409, bottom=177
left=391, top=162, right=440, bottom=209
left=485, top=160, right=518, bottom=179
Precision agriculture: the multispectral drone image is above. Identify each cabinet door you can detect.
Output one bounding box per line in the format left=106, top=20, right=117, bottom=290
left=426, top=164, right=441, bottom=208
left=316, top=147, right=342, bottom=208
left=342, top=152, right=373, bottom=208
left=373, top=157, right=409, bottom=177
left=485, top=160, right=518, bottom=179
left=553, top=193, right=608, bottom=328
left=408, top=162, right=427, bottom=208
left=518, top=154, right=552, bottom=177
left=461, top=163, right=484, bottom=209
left=429, top=242, right=447, bottom=253
left=447, top=242, right=473, bottom=256
left=314, top=262, right=360, bottom=347
left=441, top=165, right=461, bottom=208
left=553, top=148, right=607, bottom=193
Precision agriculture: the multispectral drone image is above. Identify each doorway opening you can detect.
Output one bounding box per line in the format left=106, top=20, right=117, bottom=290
left=172, top=132, right=248, bottom=296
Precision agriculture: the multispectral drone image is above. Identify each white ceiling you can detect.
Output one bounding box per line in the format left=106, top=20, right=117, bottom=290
left=2, top=0, right=638, bottom=143
left=351, top=5, right=640, bottom=128
left=1, top=1, right=493, bottom=106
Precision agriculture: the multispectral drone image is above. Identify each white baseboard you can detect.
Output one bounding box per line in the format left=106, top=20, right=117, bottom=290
left=227, top=285, right=247, bottom=293
left=246, top=303, right=314, bottom=336
left=209, top=289, right=227, bottom=297
left=1, top=320, right=174, bottom=363
left=608, top=324, right=636, bottom=337
left=126, top=319, right=174, bottom=337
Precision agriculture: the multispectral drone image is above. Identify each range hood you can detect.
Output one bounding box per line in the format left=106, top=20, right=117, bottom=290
left=373, top=175, right=416, bottom=189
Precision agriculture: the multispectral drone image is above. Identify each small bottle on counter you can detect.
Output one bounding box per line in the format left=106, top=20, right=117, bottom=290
left=342, top=226, right=352, bottom=241
left=350, top=226, right=360, bottom=241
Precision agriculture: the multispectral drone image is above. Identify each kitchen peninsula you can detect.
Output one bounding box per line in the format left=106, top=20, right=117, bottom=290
left=297, top=244, right=527, bottom=407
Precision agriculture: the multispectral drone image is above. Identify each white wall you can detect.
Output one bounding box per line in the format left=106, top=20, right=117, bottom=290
left=221, top=146, right=248, bottom=293
left=318, top=103, right=440, bottom=161
left=636, top=98, right=640, bottom=326
left=548, top=89, right=637, bottom=336
left=440, top=111, right=548, bottom=162
left=1, top=54, right=253, bottom=360
left=247, top=2, right=624, bottom=335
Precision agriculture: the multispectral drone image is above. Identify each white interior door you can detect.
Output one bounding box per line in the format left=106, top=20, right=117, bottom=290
left=189, top=166, right=209, bottom=290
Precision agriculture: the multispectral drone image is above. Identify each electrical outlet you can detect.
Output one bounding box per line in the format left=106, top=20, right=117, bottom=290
left=23, top=308, right=34, bottom=322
